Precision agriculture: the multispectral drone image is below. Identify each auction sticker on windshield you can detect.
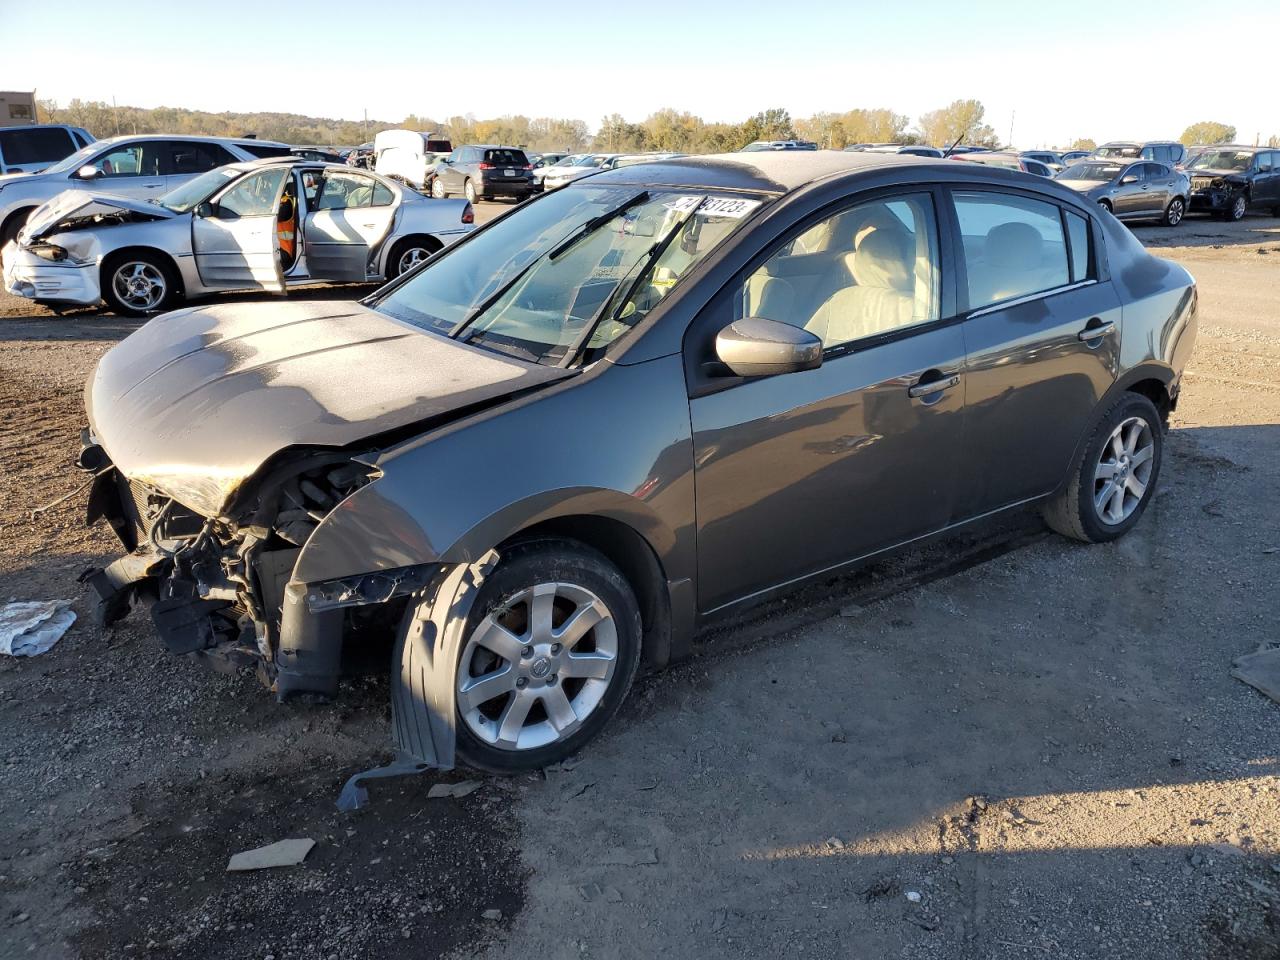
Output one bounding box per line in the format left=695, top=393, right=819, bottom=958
left=666, top=195, right=761, bottom=218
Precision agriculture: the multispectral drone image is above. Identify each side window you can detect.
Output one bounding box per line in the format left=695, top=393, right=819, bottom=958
left=216, top=167, right=289, bottom=218
left=1147, top=162, right=1169, bottom=180
left=954, top=192, right=1070, bottom=310
left=169, top=141, right=236, bottom=175
left=89, top=143, right=145, bottom=177
left=1140, top=146, right=1155, bottom=160
left=1152, top=145, right=1170, bottom=163
left=371, top=181, right=394, bottom=206
left=1122, top=164, right=1144, bottom=183
left=314, top=171, right=378, bottom=210
left=740, top=193, right=940, bottom=350
left=1258, top=152, right=1274, bottom=173
left=1064, top=211, right=1092, bottom=283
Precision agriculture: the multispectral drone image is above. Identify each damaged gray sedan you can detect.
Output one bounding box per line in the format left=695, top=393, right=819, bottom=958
left=78, top=152, right=1198, bottom=775
left=4, top=158, right=473, bottom=316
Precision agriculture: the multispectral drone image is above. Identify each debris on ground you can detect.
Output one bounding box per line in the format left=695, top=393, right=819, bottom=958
left=1231, top=646, right=1280, bottom=705
left=427, top=780, right=483, bottom=799
left=226, top=838, right=316, bottom=872
left=905, top=890, right=922, bottom=903
left=0, top=600, right=75, bottom=656
left=482, top=909, right=503, bottom=921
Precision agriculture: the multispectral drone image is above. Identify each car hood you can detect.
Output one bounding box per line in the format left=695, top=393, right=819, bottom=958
left=1185, top=167, right=1246, bottom=179
left=22, top=191, right=175, bottom=241
left=86, top=300, right=573, bottom=516
left=1057, top=179, right=1108, bottom=193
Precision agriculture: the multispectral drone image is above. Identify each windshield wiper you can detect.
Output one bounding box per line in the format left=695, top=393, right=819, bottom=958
left=557, top=197, right=703, bottom=369
left=450, top=190, right=651, bottom=340
left=547, top=190, right=649, bottom=262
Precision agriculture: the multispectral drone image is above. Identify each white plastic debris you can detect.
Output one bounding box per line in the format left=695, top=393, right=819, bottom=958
left=226, top=838, right=315, bottom=872
left=0, top=600, right=76, bottom=657
left=905, top=890, right=922, bottom=903
left=427, top=780, right=483, bottom=799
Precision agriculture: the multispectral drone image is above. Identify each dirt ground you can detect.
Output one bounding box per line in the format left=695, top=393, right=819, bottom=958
left=1, top=205, right=1278, bottom=960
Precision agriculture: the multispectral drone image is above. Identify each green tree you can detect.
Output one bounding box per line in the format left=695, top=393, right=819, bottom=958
left=915, top=99, right=999, bottom=148
left=1069, top=137, right=1096, bottom=151
left=1180, top=121, right=1236, bottom=145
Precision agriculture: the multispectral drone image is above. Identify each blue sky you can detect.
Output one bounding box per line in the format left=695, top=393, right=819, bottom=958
left=4, top=0, right=1276, bottom=147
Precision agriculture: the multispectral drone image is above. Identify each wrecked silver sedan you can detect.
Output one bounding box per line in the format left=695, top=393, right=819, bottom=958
left=4, top=158, right=473, bottom=315
left=78, top=152, right=1198, bottom=776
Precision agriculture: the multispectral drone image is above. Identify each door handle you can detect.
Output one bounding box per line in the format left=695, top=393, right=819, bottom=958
left=908, top=374, right=960, bottom=399
left=360, top=223, right=377, bottom=228
left=1078, top=320, right=1116, bottom=342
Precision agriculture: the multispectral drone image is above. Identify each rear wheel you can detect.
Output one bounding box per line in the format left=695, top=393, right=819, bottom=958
left=100, top=251, right=180, bottom=316
left=1162, top=197, right=1185, bottom=226
left=464, top=179, right=477, bottom=203
left=450, top=539, right=643, bottom=773
left=387, top=236, right=441, bottom=278
left=1041, top=392, right=1164, bottom=543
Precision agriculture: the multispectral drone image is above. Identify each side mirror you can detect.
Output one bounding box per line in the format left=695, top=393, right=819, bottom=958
left=714, top=316, right=823, bottom=378
left=194, top=201, right=216, bottom=218
left=75, top=164, right=102, bottom=180
left=1121, top=174, right=1138, bottom=185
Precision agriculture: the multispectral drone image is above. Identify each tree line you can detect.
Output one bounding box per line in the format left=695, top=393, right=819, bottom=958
left=36, top=97, right=1268, bottom=153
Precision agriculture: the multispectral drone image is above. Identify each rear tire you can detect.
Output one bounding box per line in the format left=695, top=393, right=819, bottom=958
left=387, top=236, right=441, bottom=278
left=100, top=251, right=180, bottom=317
left=450, top=539, right=643, bottom=774
left=1162, top=197, right=1185, bottom=226
left=1041, top=392, right=1164, bottom=544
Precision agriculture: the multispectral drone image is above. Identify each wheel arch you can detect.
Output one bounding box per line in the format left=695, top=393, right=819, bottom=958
left=99, top=245, right=185, bottom=294
left=383, top=232, right=443, bottom=277
left=0, top=204, right=38, bottom=244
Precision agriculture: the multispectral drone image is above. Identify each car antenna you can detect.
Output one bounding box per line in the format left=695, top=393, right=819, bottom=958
left=942, top=135, right=964, bottom=159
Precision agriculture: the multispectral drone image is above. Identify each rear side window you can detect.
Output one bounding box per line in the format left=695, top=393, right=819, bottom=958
left=425, top=139, right=451, bottom=153
left=0, top=127, right=75, bottom=165
left=484, top=149, right=527, bottom=166
left=1144, top=162, right=1168, bottom=180
left=953, top=192, right=1070, bottom=310
left=235, top=142, right=291, bottom=159
left=1064, top=211, right=1092, bottom=283
left=168, top=141, right=237, bottom=174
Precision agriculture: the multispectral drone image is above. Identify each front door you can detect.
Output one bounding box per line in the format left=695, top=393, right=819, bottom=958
left=72, top=140, right=170, bottom=198
left=689, top=190, right=966, bottom=612
left=301, top=170, right=398, bottom=281
left=950, top=189, right=1120, bottom=517
left=191, top=166, right=289, bottom=289
left=1112, top=163, right=1149, bottom=218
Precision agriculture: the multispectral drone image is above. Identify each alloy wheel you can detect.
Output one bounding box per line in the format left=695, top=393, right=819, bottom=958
left=112, top=261, right=167, bottom=312
left=397, top=246, right=430, bottom=274
left=1167, top=199, right=1184, bottom=225
left=457, top=582, right=618, bottom=751
left=1093, top=416, right=1155, bottom=525
left=1231, top=195, right=1247, bottom=220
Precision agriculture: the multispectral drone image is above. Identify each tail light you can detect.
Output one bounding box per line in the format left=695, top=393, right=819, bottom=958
left=522, top=164, right=532, bottom=171
left=461, top=202, right=474, bottom=224
left=478, top=162, right=494, bottom=170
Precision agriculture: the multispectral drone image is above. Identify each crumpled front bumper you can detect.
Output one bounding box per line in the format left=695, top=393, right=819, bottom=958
left=3, top=242, right=101, bottom=305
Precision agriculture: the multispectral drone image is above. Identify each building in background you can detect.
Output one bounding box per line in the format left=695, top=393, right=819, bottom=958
left=0, top=92, right=37, bottom=128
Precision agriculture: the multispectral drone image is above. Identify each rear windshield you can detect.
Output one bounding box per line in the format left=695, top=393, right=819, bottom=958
left=236, top=142, right=291, bottom=158
left=0, top=127, right=76, bottom=166
left=1095, top=144, right=1140, bottom=158
left=485, top=149, right=527, bottom=165
left=425, top=140, right=452, bottom=153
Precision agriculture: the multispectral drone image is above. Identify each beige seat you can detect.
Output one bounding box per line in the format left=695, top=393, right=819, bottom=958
left=805, top=228, right=915, bottom=346
left=969, top=221, right=1064, bottom=306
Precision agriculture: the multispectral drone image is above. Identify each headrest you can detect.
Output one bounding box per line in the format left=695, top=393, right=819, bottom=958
left=850, top=228, right=913, bottom=292
left=985, top=221, right=1043, bottom=269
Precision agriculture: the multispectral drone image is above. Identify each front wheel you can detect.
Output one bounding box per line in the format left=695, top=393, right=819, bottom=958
left=1223, top=192, right=1248, bottom=221
left=1041, top=392, right=1164, bottom=543
left=1098, top=199, right=1113, bottom=214
left=101, top=251, right=180, bottom=316
left=448, top=539, right=642, bottom=773
left=1162, top=197, right=1185, bottom=226
left=431, top=178, right=447, bottom=199
left=463, top=179, right=477, bottom=203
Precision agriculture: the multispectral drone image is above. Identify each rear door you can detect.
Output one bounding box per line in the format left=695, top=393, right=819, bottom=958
left=191, top=166, right=289, bottom=290
left=1254, top=152, right=1279, bottom=207
left=302, top=170, right=397, bottom=280
left=951, top=189, right=1121, bottom=517
left=1143, top=162, right=1172, bottom=212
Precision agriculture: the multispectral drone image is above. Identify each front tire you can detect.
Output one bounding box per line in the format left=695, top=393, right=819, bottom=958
left=450, top=539, right=642, bottom=773
left=1041, top=392, right=1164, bottom=543
left=1223, top=192, right=1248, bottom=222
left=463, top=179, right=477, bottom=203
left=100, top=251, right=180, bottom=317
left=1162, top=197, right=1185, bottom=226
left=431, top=178, right=447, bottom=199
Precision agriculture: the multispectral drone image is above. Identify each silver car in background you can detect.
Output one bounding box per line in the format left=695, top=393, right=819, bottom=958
left=3, top=158, right=474, bottom=315
left=0, top=134, right=291, bottom=249
left=1056, top=159, right=1189, bottom=226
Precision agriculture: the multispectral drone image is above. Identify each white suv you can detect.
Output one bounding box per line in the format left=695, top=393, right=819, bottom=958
left=0, top=134, right=290, bottom=249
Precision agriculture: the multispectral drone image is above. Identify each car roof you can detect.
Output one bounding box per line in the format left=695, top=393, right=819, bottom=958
left=88, top=133, right=291, bottom=148
left=587, top=150, right=954, bottom=195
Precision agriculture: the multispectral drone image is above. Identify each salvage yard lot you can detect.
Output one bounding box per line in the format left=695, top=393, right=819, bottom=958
left=1, top=206, right=1278, bottom=960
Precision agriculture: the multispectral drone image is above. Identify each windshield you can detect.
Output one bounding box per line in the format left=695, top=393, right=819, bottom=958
left=1188, top=150, right=1254, bottom=171
left=39, top=142, right=102, bottom=176
left=1057, top=162, right=1122, bottom=181
left=157, top=167, right=243, bottom=212
left=374, top=185, right=762, bottom=365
